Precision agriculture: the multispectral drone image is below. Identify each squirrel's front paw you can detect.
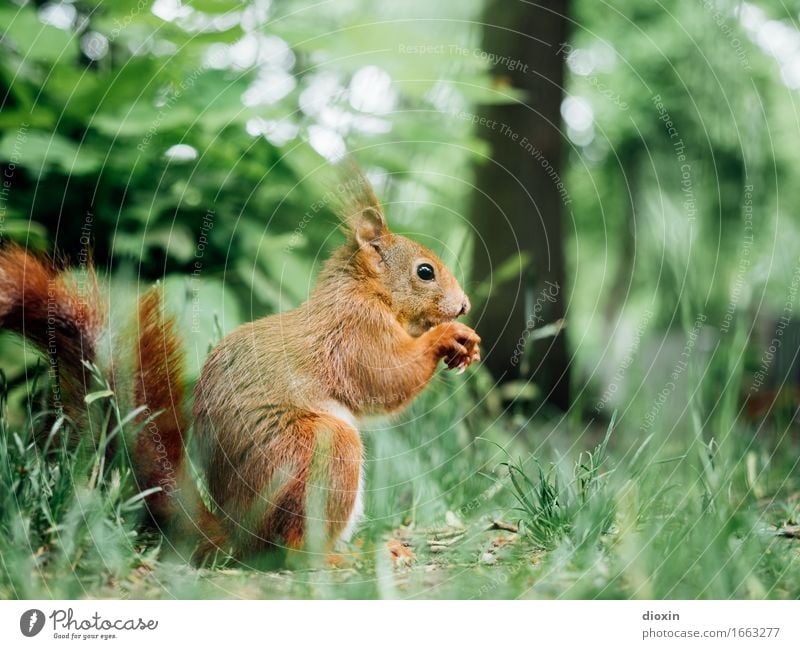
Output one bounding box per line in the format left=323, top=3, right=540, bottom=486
left=429, top=322, right=481, bottom=373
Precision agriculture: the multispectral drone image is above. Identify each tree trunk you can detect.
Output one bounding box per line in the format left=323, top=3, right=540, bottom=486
left=470, top=0, right=571, bottom=410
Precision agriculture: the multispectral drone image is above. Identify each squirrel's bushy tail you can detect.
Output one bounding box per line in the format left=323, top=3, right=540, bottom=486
left=133, top=288, right=227, bottom=556
left=132, top=287, right=188, bottom=524
left=0, top=244, right=200, bottom=532
left=0, top=245, right=104, bottom=419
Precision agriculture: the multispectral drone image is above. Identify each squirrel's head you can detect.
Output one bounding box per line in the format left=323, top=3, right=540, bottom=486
left=342, top=199, right=471, bottom=338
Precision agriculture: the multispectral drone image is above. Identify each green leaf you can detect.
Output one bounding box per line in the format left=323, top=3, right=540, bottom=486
left=0, top=219, right=49, bottom=250
left=185, top=0, right=245, bottom=13
left=84, top=389, right=114, bottom=405
left=0, top=130, right=102, bottom=176
left=144, top=225, right=196, bottom=263
left=91, top=101, right=196, bottom=138
left=0, top=6, right=79, bottom=63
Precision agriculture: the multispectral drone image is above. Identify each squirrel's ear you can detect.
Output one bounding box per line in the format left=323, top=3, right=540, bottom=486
left=353, top=207, right=388, bottom=268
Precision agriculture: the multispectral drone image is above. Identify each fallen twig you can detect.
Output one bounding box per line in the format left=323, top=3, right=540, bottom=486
left=490, top=519, right=519, bottom=533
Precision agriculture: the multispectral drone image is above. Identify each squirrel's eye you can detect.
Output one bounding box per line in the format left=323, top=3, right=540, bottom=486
left=416, top=263, right=435, bottom=281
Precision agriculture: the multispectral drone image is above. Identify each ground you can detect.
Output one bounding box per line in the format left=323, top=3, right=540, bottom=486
left=1, top=366, right=799, bottom=599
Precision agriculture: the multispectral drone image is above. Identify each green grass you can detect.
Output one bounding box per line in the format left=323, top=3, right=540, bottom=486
left=1, top=330, right=799, bottom=600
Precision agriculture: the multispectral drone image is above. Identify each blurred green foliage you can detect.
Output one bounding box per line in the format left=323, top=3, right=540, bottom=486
left=565, top=0, right=800, bottom=354
left=2, top=0, right=800, bottom=599
left=0, top=0, right=497, bottom=326
left=3, top=0, right=800, bottom=394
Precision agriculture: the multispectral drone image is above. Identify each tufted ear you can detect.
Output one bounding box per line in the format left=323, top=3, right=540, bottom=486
left=353, top=206, right=388, bottom=268
left=330, top=158, right=390, bottom=267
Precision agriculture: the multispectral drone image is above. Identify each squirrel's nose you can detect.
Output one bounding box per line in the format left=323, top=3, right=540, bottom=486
left=458, top=295, right=471, bottom=317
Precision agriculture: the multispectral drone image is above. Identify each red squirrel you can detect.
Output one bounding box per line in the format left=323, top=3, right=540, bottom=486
left=0, top=168, right=480, bottom=560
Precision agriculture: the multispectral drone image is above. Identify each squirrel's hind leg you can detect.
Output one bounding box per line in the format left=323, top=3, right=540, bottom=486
left=310, top=412, right=364, bottom=548
left=229, top=411, right=363, bottom=557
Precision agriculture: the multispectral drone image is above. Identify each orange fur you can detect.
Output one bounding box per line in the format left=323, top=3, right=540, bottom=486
left=193, top=173, right=480, bottom=557
left=0, top=244, right=211, bottom=534
left=0, top=245, right=103, bottom=426
left=0, top=167, right=480, bottom=562
left=133, top=287, right=188, bottom=524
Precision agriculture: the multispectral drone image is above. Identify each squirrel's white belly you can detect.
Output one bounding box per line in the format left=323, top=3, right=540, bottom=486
left=319, top=399, right=360, bottom=429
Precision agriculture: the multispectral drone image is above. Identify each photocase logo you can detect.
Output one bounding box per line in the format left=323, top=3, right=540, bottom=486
left=20, top=609, right=45, bottom=637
